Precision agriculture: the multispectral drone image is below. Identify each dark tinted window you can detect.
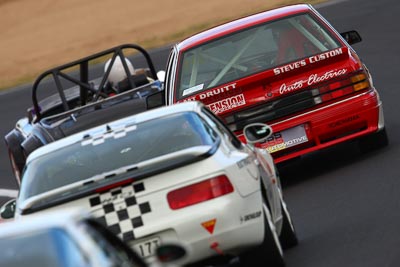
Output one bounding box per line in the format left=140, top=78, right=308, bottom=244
left=176, top=13, right=341, bottom=99
left=20, top=112, right=218, bottom=201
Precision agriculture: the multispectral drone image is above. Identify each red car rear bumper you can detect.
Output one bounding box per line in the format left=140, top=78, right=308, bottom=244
left=258, top=89, right=384, bottom=163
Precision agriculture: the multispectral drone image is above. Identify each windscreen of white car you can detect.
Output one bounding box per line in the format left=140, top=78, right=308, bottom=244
left=19, top=112, right=219, bottom=205
left=176, top=13, right=341, bottom=99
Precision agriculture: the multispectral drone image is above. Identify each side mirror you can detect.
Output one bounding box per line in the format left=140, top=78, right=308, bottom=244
left=157, top=70, right=166, bottom=83
left=340, top=30, right=362, bottom=45
left=146, top=90, right=165, bottom=110
left=156, top=243, right=186, bottom=263
left=243, top=123, right=273, bottom=144
left=0, top=199, right=16, bottom=220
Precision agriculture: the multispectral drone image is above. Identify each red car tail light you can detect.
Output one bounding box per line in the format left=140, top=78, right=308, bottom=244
left=351, top=73, right=370, bottom=91
left=313, top=71, right=370, bottom=105
left=167, top=175, right=234, bottom=210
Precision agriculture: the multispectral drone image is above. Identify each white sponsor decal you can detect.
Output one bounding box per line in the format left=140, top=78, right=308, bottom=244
left=307, top=69, right=347, bottom=85
left=181, top=96, right=196, bottom=102
left=265, top=125, right=308, bottom=153
left=182, top=84, right=204, bottom=96
left=267, top=136, right=308, bottom=153
left=309, top=48, right=344, bottom=64
left=181, top=83, right=238, bottom=102
left=273, top=48, right=344, bottom=75
left=208, top=94, right=246, bottom=114
left=279, top=68, right=347, bottom=95
left=273, top=59, right=307, bottom=75
left=199, top=83, right=237, bottom=100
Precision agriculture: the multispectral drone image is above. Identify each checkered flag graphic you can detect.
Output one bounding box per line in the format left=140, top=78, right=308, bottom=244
left=81, top=124, right=138, bottom=146
left=89, top=181, right=151, bottom=242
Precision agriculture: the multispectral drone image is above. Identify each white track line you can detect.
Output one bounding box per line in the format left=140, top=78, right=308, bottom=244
left=0, top=189, right=18, bottom=198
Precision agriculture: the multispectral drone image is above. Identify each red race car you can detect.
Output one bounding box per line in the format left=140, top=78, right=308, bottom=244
left=160, top=3, right=388, bottom=164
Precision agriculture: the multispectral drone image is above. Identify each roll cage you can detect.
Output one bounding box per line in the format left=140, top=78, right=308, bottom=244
left=30, top=44, right=158, bottom=122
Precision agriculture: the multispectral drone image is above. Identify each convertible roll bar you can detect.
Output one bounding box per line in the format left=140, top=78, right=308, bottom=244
left=31, top=44, right=158, bottom=121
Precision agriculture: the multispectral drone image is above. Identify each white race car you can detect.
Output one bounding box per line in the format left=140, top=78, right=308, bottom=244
left=2, top=101, right=297, bottom=266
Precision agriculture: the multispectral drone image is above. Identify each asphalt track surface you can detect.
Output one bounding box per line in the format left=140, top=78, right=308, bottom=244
left=1, top=0, right=399, bottom=266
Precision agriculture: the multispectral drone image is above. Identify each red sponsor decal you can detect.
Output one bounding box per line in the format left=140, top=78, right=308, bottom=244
left=208, top=94, right=246, bottom=114
left=201, top=219, right=217, bottom=234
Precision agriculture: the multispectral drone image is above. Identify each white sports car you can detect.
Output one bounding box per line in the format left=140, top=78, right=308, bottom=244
left=2, top=101, right=297, bottom=266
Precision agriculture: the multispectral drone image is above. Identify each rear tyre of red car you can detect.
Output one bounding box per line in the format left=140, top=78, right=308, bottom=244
left=279, top=201, right=298, bottom=249
left=358, top=128, right=389, bottom=153
left=240, top=198, right=284, bottom=267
